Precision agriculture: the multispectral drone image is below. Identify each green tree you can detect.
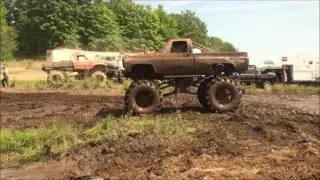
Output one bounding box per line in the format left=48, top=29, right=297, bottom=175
left=2, top=0, right=238, bottom=56
left=107, top=0, right=163, bottom=51
left=172, top=10, right=208, bottom=45
left=0, top=2, right=18, bottom=60
left=220, top=42, right=237, bottom=52
left=9, top=0, right=80, bottom=56
left=154, top=4, right=178, bottom=42
left=76, top=2, right=123, bottom=51
left=207, top=36, right=237, bottom=52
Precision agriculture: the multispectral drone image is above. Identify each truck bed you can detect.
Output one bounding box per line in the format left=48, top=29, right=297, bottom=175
left=42, top=61, right=74, bottom=71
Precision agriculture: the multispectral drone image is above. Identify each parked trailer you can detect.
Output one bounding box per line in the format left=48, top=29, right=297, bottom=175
left=262, top=52, right=320, bottom=85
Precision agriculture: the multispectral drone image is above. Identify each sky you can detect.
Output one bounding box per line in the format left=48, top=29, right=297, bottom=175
left=134, top=0, right=319, bottom=67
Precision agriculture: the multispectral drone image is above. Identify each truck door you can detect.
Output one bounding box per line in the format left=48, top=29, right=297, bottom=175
left=162, top=41, right=194, bottom=75
left=73, top=55, right=93, bottom=71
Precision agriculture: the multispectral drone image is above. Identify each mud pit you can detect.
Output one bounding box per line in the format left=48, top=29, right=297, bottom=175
left=0, top=91, right=320, bottom=180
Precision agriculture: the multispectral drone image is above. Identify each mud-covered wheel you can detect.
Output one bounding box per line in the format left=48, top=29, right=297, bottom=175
left=205, top=77, right=241, bottom=113
left=197, top=76, right=214, bottom=108
left=233, top=79, right=244, bottom=111
left=125, top=80, right=163, bottom=114
left=92, top=71, right=107, bottom=82
left=48, top=71, right=65, bottom=82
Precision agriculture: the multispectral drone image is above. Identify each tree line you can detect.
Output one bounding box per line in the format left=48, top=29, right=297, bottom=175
left=0, top=0, right=237, bottom=60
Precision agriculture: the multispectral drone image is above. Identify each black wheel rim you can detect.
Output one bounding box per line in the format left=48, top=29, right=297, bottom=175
left=215, top=87, right=232, bottom=105
left=135, top=90, right=154, bottom=108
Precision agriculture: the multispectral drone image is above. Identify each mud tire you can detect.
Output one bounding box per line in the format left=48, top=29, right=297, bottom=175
left=125, top=80, right=163, bottom=115
left=92, top=71, right=107, bottom=82
left=205, top=77, right=241, bottom=113
left=48, top=71, right=65, bottom=82
left=197, top=76, right=215, bottom=109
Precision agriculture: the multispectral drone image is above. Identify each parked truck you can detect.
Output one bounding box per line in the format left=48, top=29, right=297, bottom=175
left=121, top=38, right=249, bottom=114
left=231, top=65, right=278, bottom=88
left=42, top=49, right=124, bottom=82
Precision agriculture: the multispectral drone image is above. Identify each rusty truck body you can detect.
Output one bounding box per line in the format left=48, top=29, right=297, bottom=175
left=122, top=39, right=249, bottom=79
left=120, top=38, right=249, bottom=115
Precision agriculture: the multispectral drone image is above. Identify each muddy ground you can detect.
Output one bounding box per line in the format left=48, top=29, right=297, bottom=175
left=0, top=90, right=320, bottom=180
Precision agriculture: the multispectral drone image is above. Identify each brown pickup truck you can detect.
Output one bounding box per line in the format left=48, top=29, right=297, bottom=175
left=122, top=38, right=248, bottom=78
left=122, top=38, right=249, bottom=115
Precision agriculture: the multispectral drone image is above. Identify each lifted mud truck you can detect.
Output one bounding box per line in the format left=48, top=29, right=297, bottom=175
left=42, top=50, right=122, bottom=82
left=121, top=38, right=249, bottom=114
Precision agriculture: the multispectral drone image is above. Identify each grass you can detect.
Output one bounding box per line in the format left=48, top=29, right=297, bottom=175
left=10, top=80, right=48, bottom=90
left=1, top=59, right=44, bottom=70
left=4, top=77, right=132, bottom=91
left=83, top=111, right=196, bottom=142
left=244, top=84, right=320, bottom=94
left=0, top=120, right=80, bottom=166
left=271, top=84, right=320, bottom=94
left=0, top=111, right=197, bottom=168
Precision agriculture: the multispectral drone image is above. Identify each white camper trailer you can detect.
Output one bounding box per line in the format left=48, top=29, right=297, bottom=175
left=278, top=52, right=319, bottom=83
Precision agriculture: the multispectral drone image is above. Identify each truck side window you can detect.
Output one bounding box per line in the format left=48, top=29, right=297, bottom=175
left=170, top=41, right=189, bottom=53
left=78, top=56, right=86, bottom=61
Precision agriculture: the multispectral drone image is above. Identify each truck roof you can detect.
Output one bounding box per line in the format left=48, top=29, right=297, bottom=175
left=169, top=38, right=192, bottom=42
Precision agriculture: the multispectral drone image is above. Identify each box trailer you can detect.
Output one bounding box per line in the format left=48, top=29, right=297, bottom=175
left=262, top=52, right=319, bottom=85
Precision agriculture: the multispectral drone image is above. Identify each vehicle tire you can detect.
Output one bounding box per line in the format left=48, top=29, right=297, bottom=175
left=262, top=80, right=272, bottom=88
left=92, top=71, right=107, bottom=82
left=205, top=77, right=241, bottom=113
left=124, top=80, right=163, bottom=114
left=233, top=79, right=244, bottom=111
left=197, top=76, right=215, bottom=109
left=48, top=71, right=65, bottom=82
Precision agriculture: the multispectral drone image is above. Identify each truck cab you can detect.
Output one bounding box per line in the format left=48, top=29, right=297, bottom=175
left=73, top=53, right=93, bottom=70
